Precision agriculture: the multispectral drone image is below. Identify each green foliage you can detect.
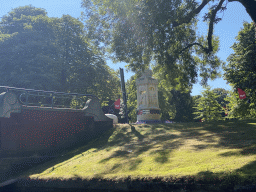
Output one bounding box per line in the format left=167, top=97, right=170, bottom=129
left=0, top=6, right=58, bottom=91
left=212, top=88, right=229, bottom=107
left=224, top=22, right=256, bottom=119
left=169, top=89, right=194, bottom=122
left=192, top=95, right=202, bottom=120
left=157, top=84, right=175, bottom=121
left=153, top=67, right=194, bottom=122
left=0, top=5, right=121, bottom=105
left=224, top=22, right=256, bottom=102
left=193, top=86, right=224, bottom=121
left=82, top=0, right=224, bottom=90
left=224, top=88, right=256, bottom=119
left=211, top=88, right=229, bottom=117
left=126, top=74, right=140, bottom=123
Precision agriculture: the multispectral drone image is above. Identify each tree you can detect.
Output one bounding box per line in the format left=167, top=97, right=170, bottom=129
left=212, top=88, right=229, bottom=106
left=82, top=0, right=225, bottom=91
left=223, top=87, right=256, bottom=119
left=82, top=0, right=256, bottom=56
left=224, top=22, right=256, bottom=106
left=0, top=6, right=59, bottom=90
left=126, top=74, right=139, bottom=123
left=0, top=5, right=121, bottom=105
left=152, top=65, right=194, bottom=122
left=157, top=84, right=175, bottom=121
left=223, top=22, right=256, bottom=119
left=212, top=88, right=229, bottom=117
left=169, top=89, right=194, bottom=122
left=192, top=95, right=202, bottom=121
left=193, top=86, right=224, bottom=121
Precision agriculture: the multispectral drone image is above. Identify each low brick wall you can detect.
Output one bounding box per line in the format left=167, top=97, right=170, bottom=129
left=0, top=108, right=112, bottom=156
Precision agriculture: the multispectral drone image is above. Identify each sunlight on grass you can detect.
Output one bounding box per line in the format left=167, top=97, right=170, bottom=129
left=21, top=121, right=256, bottom=181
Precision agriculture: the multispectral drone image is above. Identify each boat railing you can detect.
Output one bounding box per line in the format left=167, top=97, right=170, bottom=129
left=0, top=86, right=97, bottom=109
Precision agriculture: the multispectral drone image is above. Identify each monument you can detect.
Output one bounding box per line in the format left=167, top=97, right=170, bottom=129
left=136, top=69, right=161, bottom=124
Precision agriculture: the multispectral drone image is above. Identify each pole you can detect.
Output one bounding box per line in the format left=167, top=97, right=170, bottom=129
left=120, top=68, right=128, bottom=123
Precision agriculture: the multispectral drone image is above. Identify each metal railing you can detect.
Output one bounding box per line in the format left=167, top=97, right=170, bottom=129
left=0, top=86, right=96, bottom=109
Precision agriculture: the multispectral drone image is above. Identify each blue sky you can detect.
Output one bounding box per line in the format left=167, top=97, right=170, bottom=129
left=0, top=0, right=253, bottom=95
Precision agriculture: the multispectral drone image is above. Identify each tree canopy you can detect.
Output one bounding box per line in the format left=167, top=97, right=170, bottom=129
left=0, top=6, right=58, bottom=90
left=223, top=22, right=256, bottom=118
left=224, top=22, right=256, bottom=97
left=126, top=74, right=139, bottom=123
left=82, top=0, right=227, bottom=91
left=212, top=88, right=229, bottom=106
left=0, top=5, right=121, bottom=104
left=193, top=86, right=224, bottom=121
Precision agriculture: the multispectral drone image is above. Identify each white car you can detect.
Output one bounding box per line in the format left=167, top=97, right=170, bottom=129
left=105, top=114, right=118, bottom=124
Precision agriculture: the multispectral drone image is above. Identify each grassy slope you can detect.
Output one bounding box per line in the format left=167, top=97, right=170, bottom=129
left=13, top=120, right=256, bottom=182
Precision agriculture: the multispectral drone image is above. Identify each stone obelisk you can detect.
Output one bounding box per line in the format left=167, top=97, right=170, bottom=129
left=136, top=69, right=161, bottom=124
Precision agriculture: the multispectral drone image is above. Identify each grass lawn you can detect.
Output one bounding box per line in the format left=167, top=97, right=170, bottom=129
left=8, top=120, right=256, bottom=184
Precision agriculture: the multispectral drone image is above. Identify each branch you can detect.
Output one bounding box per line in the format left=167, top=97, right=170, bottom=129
left=228, top=0, right=256, bottom=22
left=206, top=0, right=225, bottom=54
left=180, top=0, right=226, bottom=55
left=179, top=42, right=208, bottom=54
left=173, top=0, right=211, bottom=27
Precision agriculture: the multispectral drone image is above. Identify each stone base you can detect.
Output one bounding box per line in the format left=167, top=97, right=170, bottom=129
left=136, top=120, right=162, bottom=124
left=136, top=109, right=161, bottom=124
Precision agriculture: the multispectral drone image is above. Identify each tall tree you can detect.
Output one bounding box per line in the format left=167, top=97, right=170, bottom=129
left=126, top=74, right=140, bottom=123
left=212, top=88, right=229, bottom=107
left=212, top=88, right=229, bottom=117
left=0, top=5, right=120, bottom=104
left=223, top=22, right=256, bottom=118
left=193, top=87, right=224, bottom=121
left=0, top=6, right=59, bottom=90
left=223, top=87, right=256, bottom=119
left=157, top=84, right=175, bottom=121
left=192, top=95, right=202, bottom=121
left=224, top=22, right=256, bottom=103
left=169, top=89, right=194, bottom=122
left=83, top=0, right=256, bottom=57
left=82, top=0, right=224, bottom=91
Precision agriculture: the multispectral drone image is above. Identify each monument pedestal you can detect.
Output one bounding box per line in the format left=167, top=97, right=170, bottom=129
left=136, top=109, right=161, bottom=124
left=136, top=69, right=161, bottom=124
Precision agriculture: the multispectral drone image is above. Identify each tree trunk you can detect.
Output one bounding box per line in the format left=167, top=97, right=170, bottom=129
left=228, top=0, right=256, bottom=22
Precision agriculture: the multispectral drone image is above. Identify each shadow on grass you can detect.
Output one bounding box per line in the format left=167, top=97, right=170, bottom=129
left=97, top=124, right=183, bottom=173
left=99, top=121, right=256, bottom=171
left=235, top=160, right=256, bottom=176
left=153, top=150, right=170, bottom=164
left=178, top=120, right=256, bottom=183
left=191, top=121, right=256, bottom=156
left=99, top=150, right=130, bottom=163
left=194, top=160, right=256, bottom=187
left=129, top=159, right=143, bottom=170
left=157, top=120, right=256, bottom=156
left=131, top=125, right=144, bottom=140
left=14, top=120, right=256, bottom=181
